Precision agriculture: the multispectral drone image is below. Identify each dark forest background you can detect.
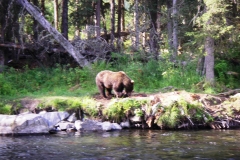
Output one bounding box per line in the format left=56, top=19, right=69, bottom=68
left=0, top=0, right=240, bottom=97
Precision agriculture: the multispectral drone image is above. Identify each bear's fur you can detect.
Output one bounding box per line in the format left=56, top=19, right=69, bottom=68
left=95, top=70, right=134, bottom=98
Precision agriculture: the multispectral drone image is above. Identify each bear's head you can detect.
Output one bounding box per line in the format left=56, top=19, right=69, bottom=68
left=125, top=80, right=134, bottom=97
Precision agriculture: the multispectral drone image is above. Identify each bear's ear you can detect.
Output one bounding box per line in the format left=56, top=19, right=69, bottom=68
left=131, top=80, right=134, bottom=83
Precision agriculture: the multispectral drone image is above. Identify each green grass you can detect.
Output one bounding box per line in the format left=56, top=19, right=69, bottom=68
left=0, top=55, right=239, bottom=100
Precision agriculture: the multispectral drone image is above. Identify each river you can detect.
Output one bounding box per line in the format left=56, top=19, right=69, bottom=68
left=0, top=129, right=240, bottom=160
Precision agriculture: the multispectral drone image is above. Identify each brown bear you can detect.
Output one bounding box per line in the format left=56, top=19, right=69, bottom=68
left=95, top=70, right=134, bottom=98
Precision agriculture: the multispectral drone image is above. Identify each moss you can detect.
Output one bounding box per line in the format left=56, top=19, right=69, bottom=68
left=103, top=98, right=148, bottom=122
left=38, top=96, right=99, bottom=117
left=156, top=99, right=213, bottom=129
left=0, top=102, right=12, bottom=114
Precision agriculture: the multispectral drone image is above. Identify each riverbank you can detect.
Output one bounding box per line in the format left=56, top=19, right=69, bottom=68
left=1, top=89, right=240, bottom=135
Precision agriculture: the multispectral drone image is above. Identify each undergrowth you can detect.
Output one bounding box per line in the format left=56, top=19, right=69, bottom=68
left=156, top=99, right=213, bottom=129
left=103, top=99, right=148, bottom=123
left=0, top=55, right=238, bottom=99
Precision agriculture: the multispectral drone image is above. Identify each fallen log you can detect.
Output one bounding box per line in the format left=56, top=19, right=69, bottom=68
left=15, top=0, right=90, bottom=67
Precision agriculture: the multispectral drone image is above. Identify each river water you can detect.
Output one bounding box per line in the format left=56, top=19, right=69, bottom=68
left=0, top=129, right=240, bottom=160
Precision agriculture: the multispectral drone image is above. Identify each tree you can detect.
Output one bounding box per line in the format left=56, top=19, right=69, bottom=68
left=204, top=35, right=215, bottom=84
left=166, top=0, right=173, bottom=58
left=53, top=0, right=59, bottom=30
left=110, top=0, right=115, bottom=45
left=148, top=0, right=159, bottom=60
left=96, top=0, right=101, bottom=37
left=15, top=0, right=90, bottom=67
left=61, top=0, right=68, bottom=39
left=200, top=0, right=233, bottom=84
left=172, top=0, right=178, bottom=61
left=134, top=0, right=140, bottom=49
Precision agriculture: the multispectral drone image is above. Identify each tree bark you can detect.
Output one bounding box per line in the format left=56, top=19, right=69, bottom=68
left=53, top=0, right=59, bottom=30
left=121, top=0, right=125, bottom=31
left=61, top=0, right=68, bottom=39
left=32, top=0, right=39, bottom=41
left=116, top=0, right=122, bottom=50
left=204, top=36, right=215, bottom=84
left=16, top=0, right=90, bottom=67
left=134, top=0, right=139, bottom=49
left=167, top=0, right=173, bottom=59
left=148, top=0, right=159, bottom=60
left=110, top=0, right=115, bottom=45
left=0, top=50, right=4, bottom=73
left=172, top=0, right=178, bottom=61
left=96, top=0, right=101, bottom=37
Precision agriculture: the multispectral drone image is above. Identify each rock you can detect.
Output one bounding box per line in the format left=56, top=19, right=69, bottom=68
left=130, top=115, right=142, bottom=123
left=102, top=122, right=122, bottom=131
left=56, top=121, right=75, bottom=130
left=111, top=123, right=122, bottom=130
left=0, top=114, right=49, bottom=135
left=39, top=111, right=69, bottom=129
left=0, top=111, right=69, bottom=135
left=75, top=119, right=102, bottom=131
left=74, top=120, right=122, bottom=132
left=67, top=113, right=77, bottom=122
left=120, top=121, right=130, bottom=128
left=102, top=121, right=112, bottom=131
left=74, top=120, right=83, bottom=131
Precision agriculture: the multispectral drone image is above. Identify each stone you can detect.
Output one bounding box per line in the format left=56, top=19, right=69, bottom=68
left=0, top=114, right=49, bottom=135
left=67, top=113, right=77, bottom=122
left=102, top=121, right=112, bottom=131
left=75, top=119, right=102, bottom=131
left=39, top=111, right=69, bottom=129
left=0, top=111, right=69, bottom=135
left=74, top=120, right=83, bottom=131
left=111, top=123, right=122, bottom=130
left=56, top=121, right=75, bottom=130
left=120, top=121, right=130, bottom=128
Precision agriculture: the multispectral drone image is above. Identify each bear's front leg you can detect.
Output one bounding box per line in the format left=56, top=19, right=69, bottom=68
left=113, top=83, right=124, bottom=98
left=97, top=84, right=107, bottom=98
left=106, top=88, right=114, bottom=98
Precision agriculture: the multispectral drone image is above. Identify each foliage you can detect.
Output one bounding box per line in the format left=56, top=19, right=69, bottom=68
left=0, top=102, right=11, bottom=114
left=214, top=59, right=239, bottom=89
left=156, top=99, right=213, bottom=129
left=38, top=96, right=99, bottom=117
left=103, top=99, right=147, bottom=122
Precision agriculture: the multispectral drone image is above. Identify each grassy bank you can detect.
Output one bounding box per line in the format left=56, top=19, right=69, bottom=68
left=0, top=59, right=205, bottom=98
left=0, top=55, right=239, bottom=116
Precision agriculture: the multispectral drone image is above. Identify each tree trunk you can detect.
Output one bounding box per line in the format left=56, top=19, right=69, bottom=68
left=117, top=0, right=122, bottom=50
left=74, top=0, right=80, bottom=38
left=134, top=0, right=139, bottom=49
left=148, top=0, right=159, bottom=60
left=121, top=0, right=125, bottom=31
left=96, top=0, right=101, bottom=37
left=32, top=0, right=39, bottom=41
left=172, top=0, right=178, bottom=61
left=0, top=50, right=4, bottom=73
left=167, top=0, right=173, bottom=59
left=204, top=36, right=215, bottom=84
left=40, top=0, right=45, bottom=15
left=61, top=0, right=68, bottom=39
left=53, top=0, right=59, bottom=30
left=110, top=0, right=115, bottom=45
left=16, top=0, right=90, bottom=67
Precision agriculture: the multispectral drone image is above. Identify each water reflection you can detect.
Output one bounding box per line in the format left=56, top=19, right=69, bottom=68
left=0, top=129, right=240, bottom=159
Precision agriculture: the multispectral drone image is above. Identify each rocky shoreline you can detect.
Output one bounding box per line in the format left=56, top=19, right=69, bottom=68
left=1, top=90, right=240, bottom=135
